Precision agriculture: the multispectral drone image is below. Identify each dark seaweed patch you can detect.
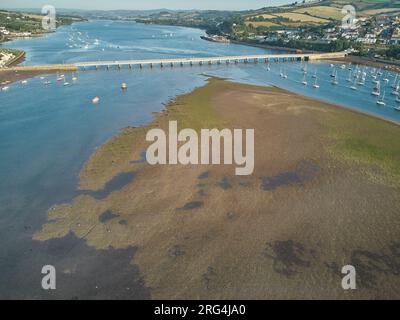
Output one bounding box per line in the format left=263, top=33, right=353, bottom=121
left=177, top=201, right=204, bottom=211
left=202, top=266, right=217, bottom=290
left=80, top=172, right=136, bottom=200
left=264, top=240, right=311, bottom=277
left=168, top=245, right=186, bottom=258
left=217, top=177, right=232, bottom=190
left=325, top=241, right=400, bottom=290
left=261, top=160, right=319, bottom=191
left=99, top=210, right=119, bottom=223
left=198, top=171, right=210, bottom=180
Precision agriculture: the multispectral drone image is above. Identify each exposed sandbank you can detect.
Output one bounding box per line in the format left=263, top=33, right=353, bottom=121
left=34, top=78, right=400, bottom=299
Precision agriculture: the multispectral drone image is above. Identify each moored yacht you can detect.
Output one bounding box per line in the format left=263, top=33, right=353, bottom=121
left=372, top=81, right=380, bottom=96
left=377, top=90, right=386, bottom=106
left=302, top=74, right=307, bottom=86
left=313, top=77, right=320, bottom=88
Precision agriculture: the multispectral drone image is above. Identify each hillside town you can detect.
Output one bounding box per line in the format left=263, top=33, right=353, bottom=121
left=254, top=14, right=400, bottom=47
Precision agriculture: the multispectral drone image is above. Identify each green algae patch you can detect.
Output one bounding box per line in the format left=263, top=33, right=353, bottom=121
left=79, top=77, right=227, bottom=191
left=324, top=109, right=400, bottom=186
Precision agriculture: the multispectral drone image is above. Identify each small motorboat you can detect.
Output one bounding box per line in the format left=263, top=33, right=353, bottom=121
left=1, top=86, right=10, bottom=92
left=92, top=97, right=100, bottom=104
left=394, top=106, right=400, bottom=111
left=21, top=80, right=28, bottom=85
left=121, top=82, right=128, bottom=90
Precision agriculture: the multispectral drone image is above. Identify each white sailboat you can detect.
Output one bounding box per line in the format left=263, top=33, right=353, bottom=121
left=302, top=64, right=308, bottom=74
left=372, top=81, right=380, bottom=96
left=302, top=74, right=307, bottom=86
left=346, top=70, right=352, bottom=82
left=377, top=90, right=386, bottom=106
left=350, top=78, right=357, bottom=90
left=391, top=74, right=398, bottom=89
left=313, top=77, right=320, bottom=88
left=332, top=70, right=339, bottom=85
left=391, top=83, right=399, bottom=96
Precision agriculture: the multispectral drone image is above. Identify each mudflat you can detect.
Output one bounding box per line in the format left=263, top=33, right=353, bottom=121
left=34, top=78, right=400, bottom=299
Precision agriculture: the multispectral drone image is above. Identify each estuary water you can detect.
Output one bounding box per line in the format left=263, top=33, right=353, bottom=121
left=0, top=20, right=399, bottom=298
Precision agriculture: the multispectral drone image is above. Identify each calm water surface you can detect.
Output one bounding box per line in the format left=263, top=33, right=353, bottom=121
left=0, top=20, right=399, bottom=298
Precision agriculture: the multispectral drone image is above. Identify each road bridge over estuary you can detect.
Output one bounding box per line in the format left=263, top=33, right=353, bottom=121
left=1, top=51, right=348, bottom=73
left=75, top=51, right=348, bottom=70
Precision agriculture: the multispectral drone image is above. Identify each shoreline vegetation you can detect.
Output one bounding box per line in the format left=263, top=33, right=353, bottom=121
left=35, top=77, right=400, bottom=299
left=0, top=9, right=86, bottom=44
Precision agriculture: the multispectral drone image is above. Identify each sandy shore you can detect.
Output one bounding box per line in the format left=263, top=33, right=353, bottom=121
left=32, top=78, right=400, bottom=299
left=0, top=69, right=60, bottom=85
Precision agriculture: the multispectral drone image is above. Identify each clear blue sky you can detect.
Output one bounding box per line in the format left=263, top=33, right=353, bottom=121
left=1, top=0, right=294, bottom=11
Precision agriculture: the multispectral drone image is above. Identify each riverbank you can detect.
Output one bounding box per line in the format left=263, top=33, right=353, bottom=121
left=0, top=64, right=77, bottom=85
left=34, top=77, right=400, bottom=299
left=231, top=40, right=307, bottom=53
